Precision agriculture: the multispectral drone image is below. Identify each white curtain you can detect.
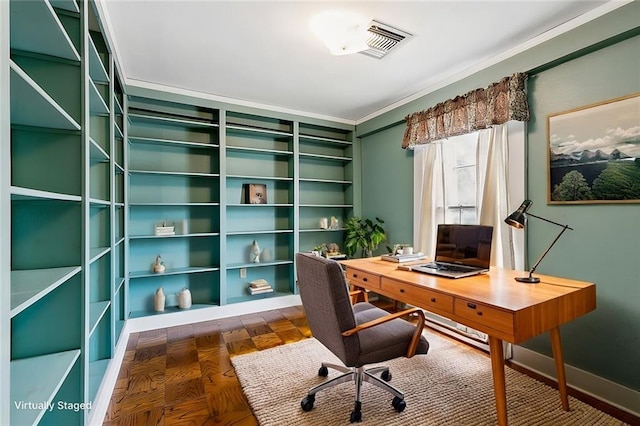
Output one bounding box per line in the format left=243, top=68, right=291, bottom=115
left=476, top=124, right=516, bottom=269
left=413, top=142, right=443, bottom=257
left=413, top=123, right=523, bottom=268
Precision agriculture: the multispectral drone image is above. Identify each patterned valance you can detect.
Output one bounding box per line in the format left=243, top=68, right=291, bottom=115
left=402, top=72, right=530, bottom=149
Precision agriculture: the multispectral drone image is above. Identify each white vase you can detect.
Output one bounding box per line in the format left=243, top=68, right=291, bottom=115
left=178, top=287, right=192, bottom=309
left=154, top=287, right=166, bottom=312
left=250, top=240, right=261, bottom=263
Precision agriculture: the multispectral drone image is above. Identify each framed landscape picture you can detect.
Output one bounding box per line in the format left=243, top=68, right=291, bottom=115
left=244, top=183, right=267, bottom=204
left=547, top=93, right=640, bottom=204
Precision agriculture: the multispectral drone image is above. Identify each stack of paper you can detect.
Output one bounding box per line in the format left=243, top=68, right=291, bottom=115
left=380, top=253, right=427, bottom=263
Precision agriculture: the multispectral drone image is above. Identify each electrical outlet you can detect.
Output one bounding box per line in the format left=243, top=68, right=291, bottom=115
left=240, top=268, right=247, bottom=278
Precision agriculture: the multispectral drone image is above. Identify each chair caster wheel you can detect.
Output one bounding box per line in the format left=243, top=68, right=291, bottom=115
left=318, top=366, right=329, bottom=377
left=301, top=395, right=315, bottom=412
left=381, top=370, right=392, bottom=381
left=350, top=410, right=362, bottom=423
left=392, top=396, right=406, bottom=412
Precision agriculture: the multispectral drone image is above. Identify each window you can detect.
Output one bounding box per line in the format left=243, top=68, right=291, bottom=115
left=413, top=121, right=525, bottom=270
left=441, top=133, right=478, bottom=224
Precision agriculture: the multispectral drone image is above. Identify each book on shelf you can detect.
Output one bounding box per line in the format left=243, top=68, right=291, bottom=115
left=249, top=278, right=273, bottom=295
left=380, top=253, right=427, bottom=263
left=249, top=279, right=271, bottom=289
left=249, top=287, right=274, bottom=295
left=155, top=225, right=175, bottom=236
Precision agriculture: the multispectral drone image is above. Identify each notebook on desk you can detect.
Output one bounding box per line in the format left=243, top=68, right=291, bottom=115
left=411, top=224, right=493, bottom=279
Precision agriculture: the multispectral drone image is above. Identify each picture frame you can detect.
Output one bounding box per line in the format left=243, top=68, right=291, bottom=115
left=244, top=183, right=267, bottom=204
left=547, top=93, right=640, bottom=204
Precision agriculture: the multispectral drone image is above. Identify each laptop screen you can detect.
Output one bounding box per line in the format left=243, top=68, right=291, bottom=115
left=434, top=224, right=493, bottom=268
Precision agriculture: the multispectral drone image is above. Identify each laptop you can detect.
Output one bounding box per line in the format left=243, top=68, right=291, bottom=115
left=411, top=224, right=493, bottom=279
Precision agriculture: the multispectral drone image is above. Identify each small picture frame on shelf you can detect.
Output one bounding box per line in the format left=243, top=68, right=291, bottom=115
left=244, top=183, right=267, bottom=204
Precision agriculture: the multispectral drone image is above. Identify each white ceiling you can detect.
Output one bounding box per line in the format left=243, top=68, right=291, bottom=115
left=100, top=0, right=614, bottom=123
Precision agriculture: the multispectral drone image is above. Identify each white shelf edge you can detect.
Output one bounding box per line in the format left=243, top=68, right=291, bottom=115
left=10, top=61, right=81, bottom=131
left=226, top=174, right=293, bottom=181
left=299, top=178, right=352, bottom=184
left=88, top=37, right=109, bottom=83
left=226, top=229, right=293, bottom=235
left=89, top=79, right=109, bottom=115
left=226, top=123, right=293, bottom=137
left=89, top=138, right=109, bottom=162
left=226, top=145, right=293, bottom=156
left=10, top=185, right=82, bottom=202
left=299, top=134, right=352, bottom=145
left=299, top=152, right=352, bottom=162
left=129, top=232, right=220, bottom=239
left=10, top=350, right=81, bottom=426
left=128, top=169, right=219, bottom=178
left=128, top=112, right=218, bottom=128
left=88, top=359, right=111, bottom=403
left=226, top=260, right=293, bottom=270
left=89, top=197, right=110, bottom=206
left=90, top=247, right=110, bottom=263
left=128, top=202, right=220, bottom=207
left=226, top=203, right=293, bottom=208
left=129, top=266, right=219, bottom=279
left=88, top=301, right=111, bottom=337
left=50, top=0, right=80, bottom=13
left=10, top=0, right=81, bottom=61
left=11, top=266, right=82, bottom=317
left=129, top=136, right=218, bottom=149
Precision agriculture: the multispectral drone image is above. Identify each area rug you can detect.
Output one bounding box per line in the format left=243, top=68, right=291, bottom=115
left=231, top=331, right=626, bottom=425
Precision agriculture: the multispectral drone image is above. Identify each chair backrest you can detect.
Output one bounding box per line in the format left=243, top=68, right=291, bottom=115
left=295, top=253, right=359, bottom=365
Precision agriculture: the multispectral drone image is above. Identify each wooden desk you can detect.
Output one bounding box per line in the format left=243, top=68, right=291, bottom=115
left=341, top=257, right=596, bottom=426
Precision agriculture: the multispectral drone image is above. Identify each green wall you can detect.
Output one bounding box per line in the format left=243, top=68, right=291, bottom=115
left=524, top=34, right=640, bottom=390
left=361, top=124, right=413, bottom=250
left=357, top=3, right=640, bottom=392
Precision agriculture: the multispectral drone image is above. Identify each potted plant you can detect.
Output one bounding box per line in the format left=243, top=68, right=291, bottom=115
left=344, top=217, right=387, bottom=258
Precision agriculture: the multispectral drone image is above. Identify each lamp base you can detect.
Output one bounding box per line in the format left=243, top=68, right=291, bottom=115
left=515, top=276, right=540, bottom=284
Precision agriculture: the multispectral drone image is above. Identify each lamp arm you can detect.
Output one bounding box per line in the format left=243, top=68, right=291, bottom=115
left=526, top=212, right=574, bottom=231
left=528, top=224, right=571, bottom=277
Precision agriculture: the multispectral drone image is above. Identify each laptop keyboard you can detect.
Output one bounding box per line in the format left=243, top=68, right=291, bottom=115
left=425, top=262, right=475, bottom=272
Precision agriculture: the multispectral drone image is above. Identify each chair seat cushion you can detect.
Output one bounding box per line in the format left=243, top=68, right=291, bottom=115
left=352, top=303, right=429, bottom=366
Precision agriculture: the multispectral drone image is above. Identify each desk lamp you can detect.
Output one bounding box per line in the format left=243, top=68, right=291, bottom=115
left=504, top=200, right=573, bottom=283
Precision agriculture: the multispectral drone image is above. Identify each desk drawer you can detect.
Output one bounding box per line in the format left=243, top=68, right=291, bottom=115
left=346, top=268, right=380, bottom=289
left=380, top=278, right=453, bottom=314
left=454, top=299, right=513, bottom=335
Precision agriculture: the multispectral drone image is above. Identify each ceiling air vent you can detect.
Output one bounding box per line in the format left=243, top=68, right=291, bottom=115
left=360, top=20, right=412, bottom=59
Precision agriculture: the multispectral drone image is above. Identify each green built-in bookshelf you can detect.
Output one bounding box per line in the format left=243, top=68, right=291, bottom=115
left=125, top=99, right=356, bottom=314
left=4, top=0, right=124, bottom=423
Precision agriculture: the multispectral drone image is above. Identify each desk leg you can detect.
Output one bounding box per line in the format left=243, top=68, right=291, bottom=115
left=550, top=327, right=570, bottom=411
left=489, top=336, right=508, bottom=426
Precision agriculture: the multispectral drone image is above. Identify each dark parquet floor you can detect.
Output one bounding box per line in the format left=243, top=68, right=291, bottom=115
left=104, top=305, right=311, bottom=425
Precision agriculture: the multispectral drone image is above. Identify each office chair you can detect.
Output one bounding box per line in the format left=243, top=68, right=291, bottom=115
left=295, top=253, right=429, bottom=423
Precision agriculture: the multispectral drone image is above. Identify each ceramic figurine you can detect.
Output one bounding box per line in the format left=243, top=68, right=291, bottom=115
left=153, top=255, right=165, bottom=273
left=330, top=216, right=339, bottom=229
left=178, top=287, right=192, bottom=309
left=250, top=240, right=261, bottom=263
left=154, top=287, right=166, bottom=312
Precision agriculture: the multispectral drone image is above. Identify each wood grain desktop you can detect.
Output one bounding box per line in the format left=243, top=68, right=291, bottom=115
left=342, top=257, right=597, bottom=426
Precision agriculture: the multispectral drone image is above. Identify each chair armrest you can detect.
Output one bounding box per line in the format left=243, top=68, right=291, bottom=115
left=341, top=308, right=426, bottom=358
left=349, top=288, right=369, bottom=304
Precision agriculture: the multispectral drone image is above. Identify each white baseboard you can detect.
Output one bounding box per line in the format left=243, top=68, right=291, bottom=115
left=88, top=295, right=302, bottom=425
left=511, top=345, right=640, bottom=418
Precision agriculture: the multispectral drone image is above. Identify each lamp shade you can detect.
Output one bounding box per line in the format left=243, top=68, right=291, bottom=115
left=504, top=199, right=532, bottom=229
